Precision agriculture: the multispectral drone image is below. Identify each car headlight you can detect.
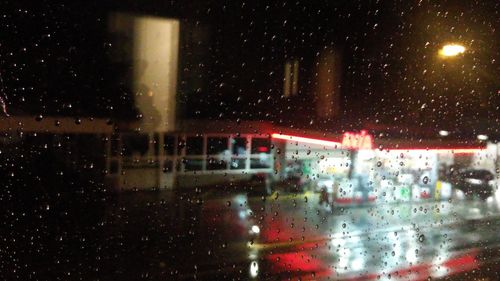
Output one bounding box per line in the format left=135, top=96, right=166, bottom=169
left=465, top=178, right=483, bottom=185
left=251, top=225, right=260, bottom=234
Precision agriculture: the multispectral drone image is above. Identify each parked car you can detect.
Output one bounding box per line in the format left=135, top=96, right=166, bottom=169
left=451, top=169, right=495, bottom=200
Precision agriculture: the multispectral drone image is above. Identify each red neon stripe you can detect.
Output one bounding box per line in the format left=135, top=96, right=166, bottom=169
left=271, top=133, right=342, bottom=148
left=387, top=148, right=483, bottom=154
left=272, top=133, right=483, bottom=154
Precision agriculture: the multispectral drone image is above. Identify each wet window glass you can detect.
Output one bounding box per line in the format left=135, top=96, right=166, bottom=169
left=207, top=137, right=228, bottom=155
left=153, top=133, right=160, bottom=155
left=162, top=160, right=173, bottom=173
left=185, top=136, right=203, bottom=155
left=230, top=158, right=246, bottom=170
left=250, top=156, right=271, bottom=169
left=207, top=158, right=227, bottom=170
left=122, top=133, right=149, bottom=156
left=1, top=1, right=498, bottom=281
left=232, top=137, right=247, bottom=156
left=163, top=135, right=175, bottom=155
left=184, top=158, right=203, bottom=171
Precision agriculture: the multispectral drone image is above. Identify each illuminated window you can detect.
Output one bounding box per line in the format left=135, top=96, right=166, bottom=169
left=251, top=138, right=271, bottom=154
left=232, top=137, right=247, bottom=156
left=283, top=59, right=299, bottom=97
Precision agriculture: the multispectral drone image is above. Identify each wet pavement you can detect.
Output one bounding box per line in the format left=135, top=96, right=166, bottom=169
left=2, top=189, right=500, bottom=281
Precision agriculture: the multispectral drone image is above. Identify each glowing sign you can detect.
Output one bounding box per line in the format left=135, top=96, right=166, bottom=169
left=342, top=130, right=373, bottom=150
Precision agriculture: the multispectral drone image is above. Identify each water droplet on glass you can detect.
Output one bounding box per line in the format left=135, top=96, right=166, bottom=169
left=422, top=176, right=429, bottom=184
left=418, top=234, right=425, bottom=242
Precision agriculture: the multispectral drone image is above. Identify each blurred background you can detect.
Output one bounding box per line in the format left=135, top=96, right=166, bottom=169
left=0, top=0, right=499, bottom=280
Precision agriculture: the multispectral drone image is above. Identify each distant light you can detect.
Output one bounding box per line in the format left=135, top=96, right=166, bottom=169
left=251, top=225, right=260, bottom=234
left=439, top=44, right=465, bottom=57
left=257, top=146, right=268, bottom=153
left=439, top=130, right=449, bottom=137
left=249, top=261, right=259, bottom=278
left=477, top=134, right=488, bottom=141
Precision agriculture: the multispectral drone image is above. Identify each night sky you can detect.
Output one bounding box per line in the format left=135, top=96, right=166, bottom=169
left=1, top=0, right=498, bottom=136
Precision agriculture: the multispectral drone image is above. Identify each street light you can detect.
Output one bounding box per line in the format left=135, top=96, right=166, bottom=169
left=439, top=44, right=466, bottom=57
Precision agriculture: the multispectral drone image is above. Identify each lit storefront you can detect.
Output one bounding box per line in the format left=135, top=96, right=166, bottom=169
left=272, top=130, right=492, bottom=204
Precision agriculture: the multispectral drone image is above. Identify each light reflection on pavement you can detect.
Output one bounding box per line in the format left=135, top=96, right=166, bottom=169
left=206, top=192, right=500, bottom=281
left=15, top=190, right=496, bottom=280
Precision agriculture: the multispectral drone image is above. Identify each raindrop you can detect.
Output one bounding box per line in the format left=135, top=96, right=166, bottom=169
left=376, top=161, right=382, bottom=167
left=418, top=234, right=425, bottom=242
left=422, top=176, right=429, bottom=184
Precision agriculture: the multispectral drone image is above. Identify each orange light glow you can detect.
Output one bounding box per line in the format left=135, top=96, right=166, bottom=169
left=439, top=44, right=466, bottom=57
left=271, top=133, right=341, bottom=148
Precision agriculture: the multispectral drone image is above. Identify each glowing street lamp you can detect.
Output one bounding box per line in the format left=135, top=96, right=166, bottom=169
left=439, top=44, right=466, bottom=57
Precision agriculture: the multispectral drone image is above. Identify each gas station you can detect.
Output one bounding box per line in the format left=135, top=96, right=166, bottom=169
left=271, top=129, right=495, bottom=204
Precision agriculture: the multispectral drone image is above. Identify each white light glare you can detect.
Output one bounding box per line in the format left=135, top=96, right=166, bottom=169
left=438, top=130, right=449, bottom=137
left=251, top=225, right=260, bottom=234
left=439, top=44, right=466, bottom=57
left=477, top=134, right=488, bottom=141
left=250, top=261, right=259, bottom=278
left=465, top=178, right=482, bottom=185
